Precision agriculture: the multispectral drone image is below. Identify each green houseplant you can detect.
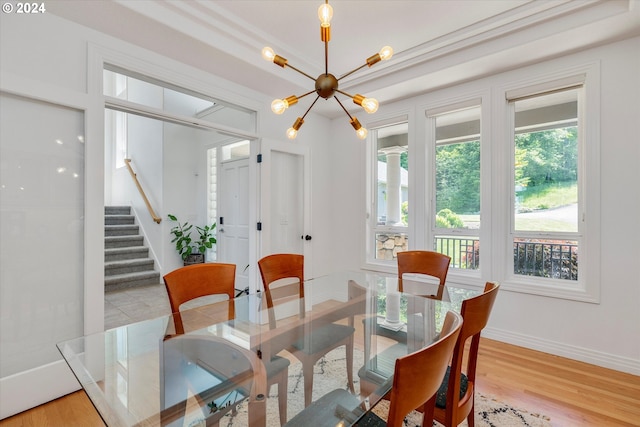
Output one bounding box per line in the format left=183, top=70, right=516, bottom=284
left=168, top=214, right=217, bottom=265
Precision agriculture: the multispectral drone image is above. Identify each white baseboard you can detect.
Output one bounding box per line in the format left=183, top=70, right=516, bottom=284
left=483, top=327, right=640, bottom=376
left=0, top=359, right=81, bottom=420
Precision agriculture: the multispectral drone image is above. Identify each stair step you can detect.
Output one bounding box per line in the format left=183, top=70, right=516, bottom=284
left=104, top=206, right=161, bottom=292
left=105, top=215, right=135, bottom=226
left=105, top=235, right=144, bottom=249
left=105, top=247, right=149, bottom=262
left=105, top=258, right=155, bottom=276
left=105, top=206, right=131, bottom=215
left=105, top=271, right=161, bottom=292
left=105, top=224, right=140, bottom=237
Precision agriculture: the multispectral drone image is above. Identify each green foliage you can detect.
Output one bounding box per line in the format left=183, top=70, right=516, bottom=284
left=436, top=208, right=464, bottom=228
left=168, top=214, right=216, bottom=261
left=401, top=201, right=408, bottom=225
left=515, top=127, right=577, bottom=188
left=435, top=140, right=480, bottom=214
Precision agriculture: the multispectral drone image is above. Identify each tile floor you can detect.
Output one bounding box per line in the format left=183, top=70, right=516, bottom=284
left=104, top=283, right=171, bottom=330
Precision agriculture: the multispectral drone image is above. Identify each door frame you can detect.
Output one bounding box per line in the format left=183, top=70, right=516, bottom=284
left=258, top=139, right=312, bottom=284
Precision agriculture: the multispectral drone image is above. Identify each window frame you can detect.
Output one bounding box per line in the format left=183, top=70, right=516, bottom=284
left=427, top=99, right=483, bottom=273
left=499, top=65, right=601, bottom=303
left=365, top=114, right=411, bottom=271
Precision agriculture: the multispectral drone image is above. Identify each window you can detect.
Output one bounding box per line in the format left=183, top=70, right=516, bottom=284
left=368, top=120, right=409, bottom=262
left=428, top=102, right=481, bottom=271
left=509, top=86, right=581, bottom=282
left=364, top=66, right=598, bottom=301
left=104, top=71, right=128, bottom=168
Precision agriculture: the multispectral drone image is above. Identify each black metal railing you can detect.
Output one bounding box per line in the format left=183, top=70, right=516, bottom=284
left=375, top=234, right=578, bottom=281
left=434, top=236, right=480, bottom=270
left=513, top=240, right=578, bottom=280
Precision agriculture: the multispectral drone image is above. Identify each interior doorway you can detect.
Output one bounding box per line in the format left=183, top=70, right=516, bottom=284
left=215, top=140, right=251, bottom=293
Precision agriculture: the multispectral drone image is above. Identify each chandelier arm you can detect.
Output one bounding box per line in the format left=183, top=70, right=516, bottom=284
left=334, top=96, right=354, bottom=120
left=295, top=89, right=317, bottom=101
left=337, top=63, right=369, bottom=81
left=284, top=63, right=317, bottom=82
left=302, top=95, right=322, bottom=120
left=335, top=89, right=355, bottom=100
left=324, top=34, right=329, bottom=75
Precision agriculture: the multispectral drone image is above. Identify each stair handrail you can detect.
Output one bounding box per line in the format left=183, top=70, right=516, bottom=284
left=124, top=158, right=162, bottom=224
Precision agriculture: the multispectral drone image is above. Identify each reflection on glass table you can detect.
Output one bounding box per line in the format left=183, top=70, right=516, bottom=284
left=57, top=271, right=480, bottom=427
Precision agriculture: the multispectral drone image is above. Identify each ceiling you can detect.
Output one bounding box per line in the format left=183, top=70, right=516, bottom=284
left=48, top=0, right=639, bottom=119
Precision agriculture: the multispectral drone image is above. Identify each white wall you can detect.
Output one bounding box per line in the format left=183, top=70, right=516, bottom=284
left=327, top=36, right=640, bottom=374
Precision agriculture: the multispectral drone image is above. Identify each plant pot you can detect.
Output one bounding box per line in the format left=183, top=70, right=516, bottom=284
left=183, top=253, right=205, bottom=266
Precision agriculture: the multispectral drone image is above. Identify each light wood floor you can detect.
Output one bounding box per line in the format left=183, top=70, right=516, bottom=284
left=2, top=338, right=638, bottom=427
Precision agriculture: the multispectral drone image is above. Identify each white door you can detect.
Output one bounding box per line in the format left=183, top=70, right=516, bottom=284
left=260, top=139, right=312, bottom=279
left=218, top=157, right=250, bottom=292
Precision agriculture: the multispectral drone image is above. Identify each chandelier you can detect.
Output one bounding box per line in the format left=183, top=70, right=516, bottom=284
left=262, top=0, right=393, bottom=140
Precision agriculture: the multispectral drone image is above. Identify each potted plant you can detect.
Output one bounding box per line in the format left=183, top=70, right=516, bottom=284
left=168, top=214, right=217, bottom=265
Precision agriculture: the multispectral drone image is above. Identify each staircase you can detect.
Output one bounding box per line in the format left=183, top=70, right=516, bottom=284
left=105, top=206, right=161, bottom=291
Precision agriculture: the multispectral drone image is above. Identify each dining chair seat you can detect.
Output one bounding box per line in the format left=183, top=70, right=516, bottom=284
left=265, top=354, right=291, bottom=379
left=435, top=367, right=468, bottom=409
left=284, top=389, right=363, bottom=427
left=292, top=323, right=355, bottom=354
left=358, top=342, right=407, bottom=397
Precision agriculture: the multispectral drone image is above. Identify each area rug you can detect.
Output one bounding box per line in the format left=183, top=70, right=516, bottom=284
left=371, top=394, right=552, bottom=427
left=186, top=348, right=551, bottom=427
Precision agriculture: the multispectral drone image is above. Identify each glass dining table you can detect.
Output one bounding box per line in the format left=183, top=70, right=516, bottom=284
left=57, top=270, right=479, bottom=427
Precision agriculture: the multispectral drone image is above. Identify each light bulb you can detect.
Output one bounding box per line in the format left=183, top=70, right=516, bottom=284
left=361, top=97, right=379, bottom=114
left=286, top=127, right=298, bottom=139
left=271, top=99, right=288, bottom=114
left=356, top=127, right=368, bottom=139
left=318, top=3, right=333, bottom=27
left=379, top=46, right=393, bottom=61
left=262, top=46, right=275, bottom=62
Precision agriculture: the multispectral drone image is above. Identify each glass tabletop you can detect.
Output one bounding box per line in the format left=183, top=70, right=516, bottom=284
left=58, top=270, right=479, bottom=427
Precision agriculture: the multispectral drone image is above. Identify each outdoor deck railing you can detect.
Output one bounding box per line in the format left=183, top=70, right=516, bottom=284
left=513, top=239, right=578, bottom=280
left=376, top=233, right=578, bottom=280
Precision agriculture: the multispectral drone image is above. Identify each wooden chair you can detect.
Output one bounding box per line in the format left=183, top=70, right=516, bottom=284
left=163, top=263, right=237, bottom=334
left=283, top=311, right=464, bottom=427
left=163, top=263, right=290, bottom=426
left=433, top=281, right=500, bottom=427
left=258, top=253, right=356, bottom=407
left=397, top=250, right=451, bottom=299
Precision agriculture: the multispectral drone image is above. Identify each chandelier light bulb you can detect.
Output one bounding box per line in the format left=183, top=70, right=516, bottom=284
left=286, top=127, right=298, bottom=139
left=361, top=97, right=379, bottom=114
left=379, top=46, right=394, bottom=61
left=318, top=3, right=333, bottom=27
left=271, top=99, right=288, bottom=114
left=262, top=46, right=276, bottom=62
left=356, top=127, right=368, bottom=139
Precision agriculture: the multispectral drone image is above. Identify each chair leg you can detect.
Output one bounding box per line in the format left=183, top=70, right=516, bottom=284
left=467, top=401, right=475, bottom=427
left=303, top=362, right=315, bottom=407
left=346, top=338, right=355, bottom=394
left=277, top=368, right=288, bottom=426
left=421, top=396, right=436, bottom=427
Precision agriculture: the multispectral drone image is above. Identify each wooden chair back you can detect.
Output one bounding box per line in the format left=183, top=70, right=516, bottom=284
left=397, top=250, right=451, bottom=298
left=258, top=253, right=305, bottom=328
left=163, top=263, right=236, bottom=334
left=386, top=311, right=463, bottom=427
left=434, top=281, right=500, bottom=427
